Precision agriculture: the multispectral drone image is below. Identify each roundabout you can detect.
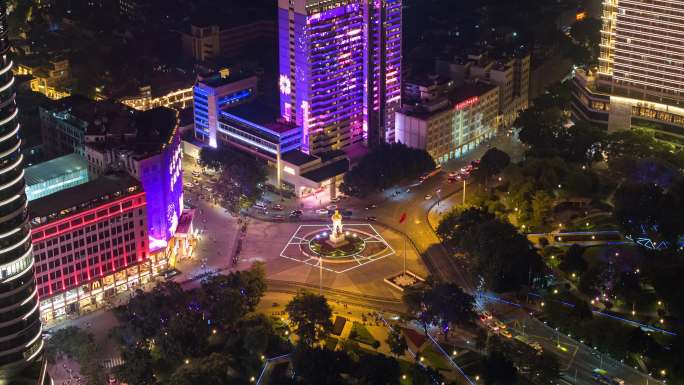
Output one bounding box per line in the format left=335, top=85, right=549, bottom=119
left=279, top=211, right=395, bottom=273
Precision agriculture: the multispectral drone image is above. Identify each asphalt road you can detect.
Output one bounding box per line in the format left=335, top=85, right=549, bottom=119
left=329, top=135, right=661, bottom=385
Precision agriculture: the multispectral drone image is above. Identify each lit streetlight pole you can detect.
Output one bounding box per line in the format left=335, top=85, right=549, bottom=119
left=462, top=179, right=466, bottom=205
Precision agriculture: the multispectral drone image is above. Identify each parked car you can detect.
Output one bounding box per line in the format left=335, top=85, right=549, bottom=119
left=273, top=215, right=286, bottom=222
left=290, top=210, right=303, bottom=217
left=424, top=194, right=432, bottom=200
left=271, top=204, right=283, bottom=211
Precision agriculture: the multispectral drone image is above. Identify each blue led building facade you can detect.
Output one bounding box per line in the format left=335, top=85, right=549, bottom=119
left=193, top=71, right=258, bottom=148
left=136, top=114, right=184, bottom=250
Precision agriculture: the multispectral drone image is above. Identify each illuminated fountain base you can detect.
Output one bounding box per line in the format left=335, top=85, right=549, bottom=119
left=280, top=224, right=395, bottom=273
left=309, top=231, right=364, bottom=262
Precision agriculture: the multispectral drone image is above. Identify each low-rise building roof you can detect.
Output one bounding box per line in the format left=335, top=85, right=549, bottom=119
left=25, top=153, right=88, bottom=186
left=29, top=173, right=141, bottom=221
left=301, top=158, right=349, bottom=183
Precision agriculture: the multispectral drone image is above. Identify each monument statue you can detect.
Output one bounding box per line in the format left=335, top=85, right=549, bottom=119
left=328, top=210, right=347, bottom=246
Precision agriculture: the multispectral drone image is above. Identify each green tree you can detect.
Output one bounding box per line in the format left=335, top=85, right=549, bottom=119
left=114, top=346, right=155, bottom=385
left=613, top=181, right=684, bottom=242
left=570, top=17, right=601, bottom=59
left=286, top=292, right=333, bottom=347
left=45, top=326, right=95, bottom=363
left=436, top=207, right=495, bottom=247
left=516, top=87, right=606, bottom=164
left=291, top=346, right=352, bottom=385
left=530, top=190, right=554, bottom=229
left=474, top=147, right=510, bottom=184
left=483, top=351, right=517, bottom=385
left=166, top=353, right=243, bottom=385
left=569, top=299, right=594, bottom=323
left=605, top=130, right=684, bottom=169
left=340, top=142, right=435, bottom=197
left=45, top=327, right=105, bottom=385
left=439, top=209, right=544, bottom=292
left=158, top=309, right=211, bottom=362
left=199, top=147, right=267, bottom=212
left=403, top=277, right=476, bottom=336
left=355, top=354, right=401, bottom=385
left=386, top=329, right=408, bottom=357
left=200, top=262, right=267, bottom=326
left=559, top=244, right=588, bottom=274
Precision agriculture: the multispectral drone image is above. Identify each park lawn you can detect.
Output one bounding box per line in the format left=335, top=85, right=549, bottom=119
left=350, top=322, right=379, bottom=346
left=420, top=344, right=451, bottom=372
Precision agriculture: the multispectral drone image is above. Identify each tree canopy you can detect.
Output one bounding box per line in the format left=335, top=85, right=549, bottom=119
left=403, top=276, right=476, bottom=334
left=340, top=142, right=435, bottom=197
left=483, top=351, right=518, bottom=385
left=472, top=147, right=510, bottom=183
left=198, top=146, right=267, bottom=212
left=285, top=291, right=333, bottom=347
left=110, top=263, right=276, bottom=385
left=438, top=207, right=544, bottom=291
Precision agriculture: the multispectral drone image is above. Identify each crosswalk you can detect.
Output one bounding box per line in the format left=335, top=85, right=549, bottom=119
left=101, top=357, right=124, bottom=369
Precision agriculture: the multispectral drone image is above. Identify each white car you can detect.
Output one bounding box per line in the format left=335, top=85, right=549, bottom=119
left=316, top=209, right=329, bottom=215
left=424, top=194, right=432, bottom=200
left=326, top=204, right=338, bottom=211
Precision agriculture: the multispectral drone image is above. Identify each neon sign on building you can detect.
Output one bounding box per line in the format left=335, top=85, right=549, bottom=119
left=454, top=96, right=480, bottom=111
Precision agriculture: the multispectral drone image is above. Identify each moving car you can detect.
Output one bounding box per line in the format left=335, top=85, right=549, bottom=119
left=424, top=194, right=432, bottom=200
left=271, top=204, right=283, bottom=211
left=479, top=311, right=493, bottom=322
left=366, top=216, right=377, bottom=221
left=365, top=204, right=377, bottom=210
left=273, top=215, right=286, bottom=222
left=316, top=208, right=329, bottom=215
left=290, top=210, right=303, bottom=217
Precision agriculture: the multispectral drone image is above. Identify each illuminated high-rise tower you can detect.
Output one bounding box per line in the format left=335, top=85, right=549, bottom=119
left=598, top=0, right=684, bottom=105
left=278, top=0, right=402, bottom=155
left=0, top=2, right=50, bottom=384
left=572, top=0, right=684, bottom=148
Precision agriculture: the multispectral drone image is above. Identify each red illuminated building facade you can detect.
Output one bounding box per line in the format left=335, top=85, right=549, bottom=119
left=395, top=83, right=499, bottom=164
left=29, top=174, right=166, bottom=322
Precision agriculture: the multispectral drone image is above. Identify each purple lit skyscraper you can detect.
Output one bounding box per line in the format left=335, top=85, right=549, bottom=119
left=278, top=0, right=402, bottom=155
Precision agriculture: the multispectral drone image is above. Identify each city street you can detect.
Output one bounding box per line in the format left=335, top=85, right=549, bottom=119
left=47, top=135, right=661, bottom=385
